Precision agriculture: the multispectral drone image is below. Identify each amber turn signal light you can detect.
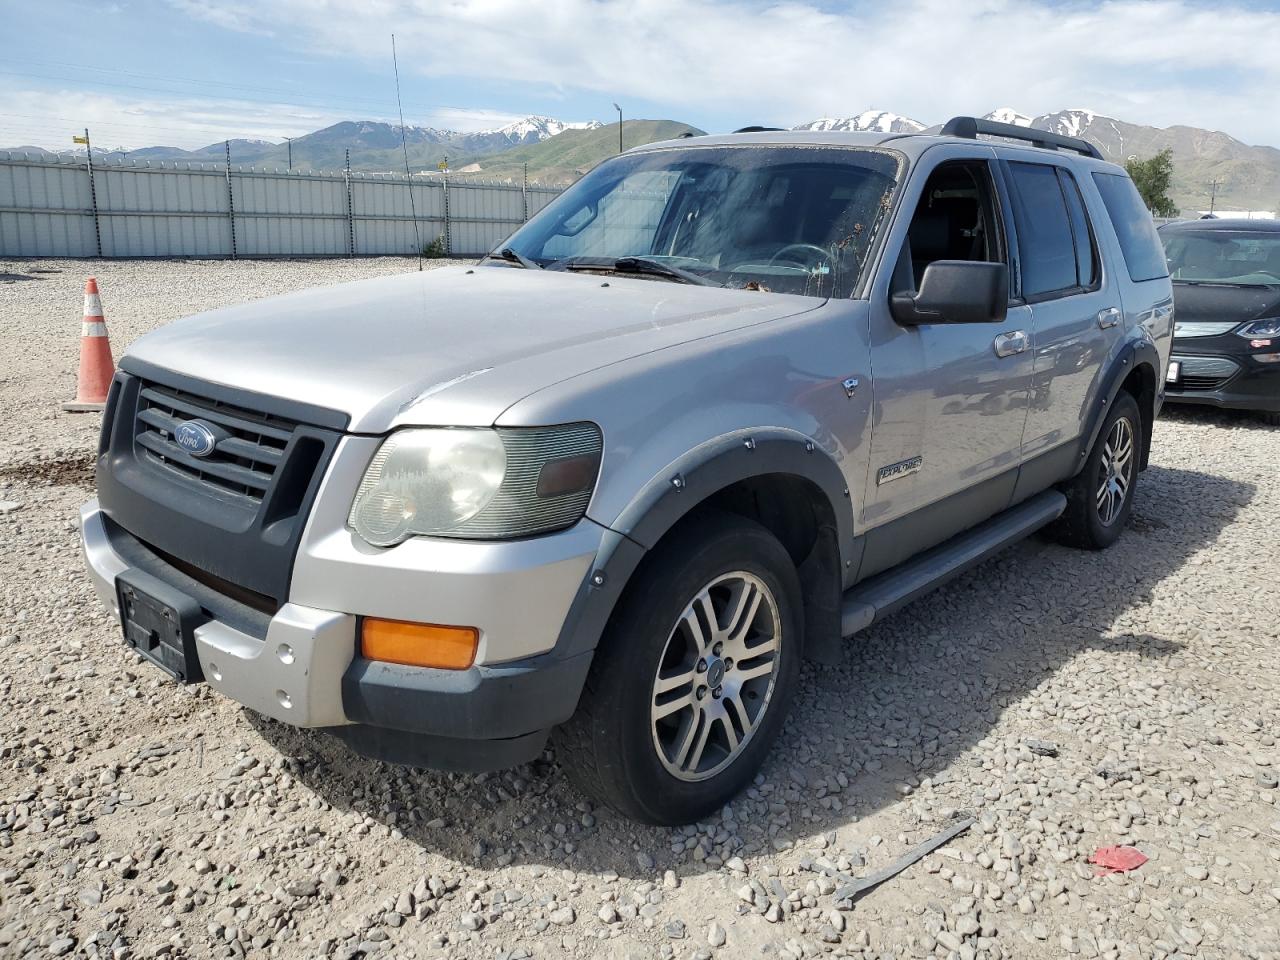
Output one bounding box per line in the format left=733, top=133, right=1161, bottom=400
left=360, top=618, right=478, bottom=670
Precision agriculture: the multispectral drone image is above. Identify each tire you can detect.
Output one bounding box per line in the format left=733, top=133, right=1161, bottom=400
left=1260, top=411, right=1280, bottom=427
left=556, top=511, right=803, bottom=825
left=1051, top=390, right=1141, bottom=550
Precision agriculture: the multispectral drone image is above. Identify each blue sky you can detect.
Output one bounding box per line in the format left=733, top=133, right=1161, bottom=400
left=3, top=0, right=1279, bottom=151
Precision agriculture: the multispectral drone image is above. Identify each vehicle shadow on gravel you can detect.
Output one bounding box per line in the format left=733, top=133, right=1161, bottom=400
left=247, top=463, right=1252, bottom=881
left=1160, top=404, right=1279, bottom=432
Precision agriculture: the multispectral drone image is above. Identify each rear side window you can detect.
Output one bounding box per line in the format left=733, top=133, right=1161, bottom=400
left=1006, top=162, right=1080, bottom=298
left=1060, top=172, right=1098, bottom=287
left=1092, top=173, right=1169, bottom=282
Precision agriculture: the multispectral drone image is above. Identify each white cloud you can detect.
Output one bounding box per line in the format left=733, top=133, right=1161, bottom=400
left=165, top=0, right=1280, bottom=145
left=0, top=89, right=534, bottom=151
left=0, top=89, right=343, bottom=151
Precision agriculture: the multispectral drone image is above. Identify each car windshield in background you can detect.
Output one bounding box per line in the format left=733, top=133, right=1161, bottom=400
left=501, top=145, right=901, bottom=299
left=1162, top=230, right=1280, bottom=285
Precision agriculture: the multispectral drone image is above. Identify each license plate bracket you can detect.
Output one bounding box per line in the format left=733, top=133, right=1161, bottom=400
left=116, top=569, right=207, bottom=684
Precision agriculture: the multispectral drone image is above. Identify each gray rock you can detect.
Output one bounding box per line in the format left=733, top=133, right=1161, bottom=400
left=708, top=922, right=727, bottom=947
left=549, top=906, right=576, bottom=926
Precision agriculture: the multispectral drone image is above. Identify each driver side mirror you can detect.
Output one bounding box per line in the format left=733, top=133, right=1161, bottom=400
left=890, top=260, right=1009, bottom=325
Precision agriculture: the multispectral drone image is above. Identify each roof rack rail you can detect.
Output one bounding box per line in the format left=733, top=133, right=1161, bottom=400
left=940, top=116, right=1103, bottom=160
left=733, top=125, right=785, bottom=134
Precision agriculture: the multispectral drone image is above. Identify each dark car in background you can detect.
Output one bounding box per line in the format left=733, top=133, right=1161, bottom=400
left=1159, top=218, right=1280, bottom=425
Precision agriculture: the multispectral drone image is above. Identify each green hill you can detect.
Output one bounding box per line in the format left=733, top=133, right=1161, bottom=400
left=458, top=119, right=704, bottom=184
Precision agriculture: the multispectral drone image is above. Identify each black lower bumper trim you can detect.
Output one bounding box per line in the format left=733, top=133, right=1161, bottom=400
left=341, top=648, right=594, bottom=742
left=1164, top=387, right=1280, bottom=413
left=323, top=725, right=549, bottom=773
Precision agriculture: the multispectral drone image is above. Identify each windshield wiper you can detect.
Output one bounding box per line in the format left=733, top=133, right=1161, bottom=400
left=611, top=256, right=718, bottom=286
left=495, top=247, right=542, bottom=270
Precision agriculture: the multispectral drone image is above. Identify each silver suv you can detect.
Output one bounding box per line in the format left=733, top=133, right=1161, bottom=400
left=81, top=117, right=1173, bottom=825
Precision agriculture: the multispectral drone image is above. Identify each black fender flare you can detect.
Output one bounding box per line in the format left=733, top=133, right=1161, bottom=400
left=553, top=428, right=855, bottom=662
left=1074, top=337, right=1162, bottom=476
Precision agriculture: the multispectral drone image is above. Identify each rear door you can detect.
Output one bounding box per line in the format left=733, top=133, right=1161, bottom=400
left=1001, top=157, right=1122, bottom=468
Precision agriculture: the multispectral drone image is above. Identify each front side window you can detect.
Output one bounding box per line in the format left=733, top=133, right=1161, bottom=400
left=1161, top=229, right=1280, bottom=286
left=896, top=159, right=1006, bottom=293
left=502, top=146, right=901, bottom=299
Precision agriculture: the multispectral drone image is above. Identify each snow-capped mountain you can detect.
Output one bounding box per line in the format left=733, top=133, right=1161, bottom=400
left=984, top=108, right=1032, bottom=127
left=794, top=111, right=925, bottom=134
left=493, top=116, right=603, bottom=144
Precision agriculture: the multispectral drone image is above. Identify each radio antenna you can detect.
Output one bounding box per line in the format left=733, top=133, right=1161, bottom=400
left=392, top=34, right=423, bottom=271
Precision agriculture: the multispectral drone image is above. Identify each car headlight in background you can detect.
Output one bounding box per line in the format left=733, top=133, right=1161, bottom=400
left=349, top=423, right=603, bottom=546
left=1238, top=318, right=1280, bottom=339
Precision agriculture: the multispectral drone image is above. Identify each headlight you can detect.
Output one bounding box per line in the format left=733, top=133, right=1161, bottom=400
left=349, top=423, right=602, bottom=546
left=1238, top=317, right=1280, bottom=338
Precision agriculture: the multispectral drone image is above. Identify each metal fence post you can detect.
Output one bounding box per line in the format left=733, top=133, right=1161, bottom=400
left=442, top=173, right=451, bottom=256
left=344, top=148, right=355, bottom=257
left=224, top=140, right=238, bottom=259
left=522, top=161, right=529, bottom=223
left=83, top=128, right=103, bottom=257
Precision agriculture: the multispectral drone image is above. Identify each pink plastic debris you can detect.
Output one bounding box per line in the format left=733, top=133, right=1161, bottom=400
left=1088, top=845, right=1148, bottom=875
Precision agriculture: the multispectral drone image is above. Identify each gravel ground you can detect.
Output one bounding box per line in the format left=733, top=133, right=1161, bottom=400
left=1, top=258, right=1279, bottom=960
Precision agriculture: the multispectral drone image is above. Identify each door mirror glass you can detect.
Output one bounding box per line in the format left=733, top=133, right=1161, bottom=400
left=890, top=260, right=1009, bottom=325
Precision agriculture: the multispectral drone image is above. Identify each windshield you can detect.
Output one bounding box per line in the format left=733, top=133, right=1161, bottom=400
left=1161, top=229, right=1280, bottom=285
left=501, top=145, right=901, bottom=299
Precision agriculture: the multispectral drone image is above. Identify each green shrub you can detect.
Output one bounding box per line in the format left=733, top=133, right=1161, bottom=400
left=420, top=235, right=448, bottom=258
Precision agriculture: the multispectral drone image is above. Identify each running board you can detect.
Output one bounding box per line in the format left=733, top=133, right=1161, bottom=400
left=840, top=489, right=1067, bottom=637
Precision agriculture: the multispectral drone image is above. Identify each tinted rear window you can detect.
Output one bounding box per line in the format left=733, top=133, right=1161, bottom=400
left=1007, top=162, right=1078, bottom=297
left=1060, top=171, right=1098, bottom=287
left=1092, top=173, right=1169, bottom=282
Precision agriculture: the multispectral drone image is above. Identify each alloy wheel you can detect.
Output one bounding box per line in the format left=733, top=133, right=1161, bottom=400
left=649, top=571, right=782, bottom=782
left=1096, top=416, right=1135, bottom=526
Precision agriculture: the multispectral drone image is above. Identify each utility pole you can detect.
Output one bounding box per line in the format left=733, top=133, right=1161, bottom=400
left=613, top=102, right=623, bottom=153
left=283, top=136, right=295, bottom=171
left=1208, top=178, right=1222, bottom=214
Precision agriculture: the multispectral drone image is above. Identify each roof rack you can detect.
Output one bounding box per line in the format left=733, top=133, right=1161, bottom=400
left=940, top=116, right=1103, bottom=160
left=733, top=125, right=785, bottom=134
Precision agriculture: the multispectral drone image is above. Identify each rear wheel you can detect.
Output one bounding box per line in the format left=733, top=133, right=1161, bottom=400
left=556, top=512, right=802, bottom=825
left=1052, top=391, right=1141, bottom=549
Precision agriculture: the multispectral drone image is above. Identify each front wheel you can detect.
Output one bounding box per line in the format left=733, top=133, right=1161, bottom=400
left=556, top=512, right=802, bottom=825
left=1051, top=391, right=1141, bottom=549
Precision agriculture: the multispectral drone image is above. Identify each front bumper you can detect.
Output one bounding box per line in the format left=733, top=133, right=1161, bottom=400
left=81, top=499, right=601, bottom=770
left=1165, top=345, right=1280, bottom=413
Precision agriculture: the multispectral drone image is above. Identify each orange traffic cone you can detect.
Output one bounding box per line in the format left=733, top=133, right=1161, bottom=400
left=62, top=277, right=116, bottom=413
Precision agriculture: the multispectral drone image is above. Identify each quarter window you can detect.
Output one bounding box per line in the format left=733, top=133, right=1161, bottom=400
left=1093, top=172, right=1171, bottom=282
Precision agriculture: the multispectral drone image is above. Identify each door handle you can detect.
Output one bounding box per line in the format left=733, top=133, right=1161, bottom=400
left=993, top=330, right=1029, bottom=358
left=1097, top=307, right=1122, bottom=329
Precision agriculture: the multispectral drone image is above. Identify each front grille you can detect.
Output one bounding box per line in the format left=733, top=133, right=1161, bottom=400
left=135, top=382, right=296, bottom=501
left=1174, top=321, right=1239, bottom=338
left=1171, top=355, right=1240, bottom=391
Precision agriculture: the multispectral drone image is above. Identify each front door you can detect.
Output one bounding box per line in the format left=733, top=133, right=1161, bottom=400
left=859, top=148, right=1032, bottom=578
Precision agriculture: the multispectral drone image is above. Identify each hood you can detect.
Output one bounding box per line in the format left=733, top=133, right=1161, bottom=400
left=1172, top=281, right=1280, bottom=328
left=125, top=265, right=818, bottom=432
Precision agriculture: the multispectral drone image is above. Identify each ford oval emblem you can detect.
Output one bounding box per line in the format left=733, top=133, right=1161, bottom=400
left=174, top=420, right=218, bottom=458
